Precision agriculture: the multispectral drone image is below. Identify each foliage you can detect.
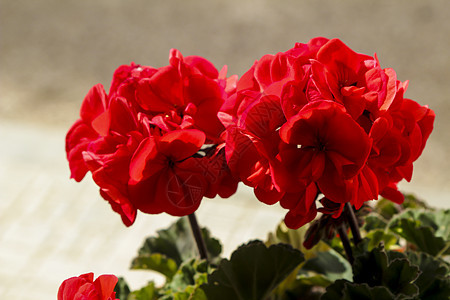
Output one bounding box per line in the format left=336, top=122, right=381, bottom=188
left=388, top=209, right=450, bottom=256
left=115, top=194, right=449, bottom=299
left=202, top=240, right=304, bottom=300
left=131, top=217, right=222, bottom=280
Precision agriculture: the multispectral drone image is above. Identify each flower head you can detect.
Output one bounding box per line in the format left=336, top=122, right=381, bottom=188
left=57, top=273, right=118, bottom=300
left=66, top=50, right=238, bottom=226
left=224, top=37, right=434, bottom=228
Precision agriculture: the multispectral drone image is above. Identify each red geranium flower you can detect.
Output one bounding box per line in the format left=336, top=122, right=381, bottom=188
left=57, top=273, right=118, bottom=300
left=279, top=100, right=371, bottom=204
left=308, top=38, right=397, bottom=120
left=128, top=129, right=208, bottom=216
left=224, top=37, right=434, bottom=228
left=66, top=50, right=238, bottom=226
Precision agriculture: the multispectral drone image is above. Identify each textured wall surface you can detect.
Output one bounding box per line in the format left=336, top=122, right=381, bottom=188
left=1, top=0, right=449, bottom=298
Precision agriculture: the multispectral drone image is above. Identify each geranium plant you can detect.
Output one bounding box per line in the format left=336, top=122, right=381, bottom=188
left=61, top=38, right=449, bottom=300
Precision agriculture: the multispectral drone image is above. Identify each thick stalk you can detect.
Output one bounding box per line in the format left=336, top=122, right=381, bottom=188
left=188, top=213, right=209, bottom=261
left=337, top=223, right=354, bottom=265
left=345, top=202, right=362, bottom=245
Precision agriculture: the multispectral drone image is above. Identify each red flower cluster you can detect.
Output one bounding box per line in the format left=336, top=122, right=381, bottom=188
left=223, top=38, right=434, bottom=228
left=58, top=273, right=118, bottom=300
left=67, top=38, right=434, bottom=230
left=66, top=49, right=238, bottom=226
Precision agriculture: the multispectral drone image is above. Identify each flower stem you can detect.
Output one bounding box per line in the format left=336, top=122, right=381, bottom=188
left=345, top=202, right=362, bottom=245
left=188, top=213, right=209, bottom=261
left=337, top=223, right=354, bottom=265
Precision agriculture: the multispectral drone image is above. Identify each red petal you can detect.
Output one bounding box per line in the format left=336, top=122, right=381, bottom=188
left=380, top=183, right=404, bottom=204
left=129, top=137, right=162, bottom=181
left=80, top=84, right=108, bottom=124
left=254, top=186, right=283, bottom=205
left=241, top=95, right=285, bottom=138
left=379, top=68, right=397, bottom=111
left=162, top=164, right=206, bottom=215
left=310, top=60, right=334, bottom=100
left=317, top=161, right=348, bottom=203
left=225, top=127, right=261, bottom=182
left=135, top=66, right=182, bottom=111
left=108, top=97, right=137, bottom=134
left=91, top=111, right=110, bottom=137
left=93, top=274, right=118, bottom=300
left=100, top=189, right=137, bottom=227
left=396, top=164, right=413, bottom=182
left=158, top=129, right=206, bottom=161
left=66, top=120, right=99, bottom=181
left=184, top=55, right=219, bottom=79
left=254, top=54, right=276, bottom=90
left=284, top=202, right=317, bottom=229
left=317, top=39, right=367, bottom=75
left=369, top=117, right=390, bottom=142
left=128, top=174, right=165, bottom=215
left=311, top=152, right=326, bottom=180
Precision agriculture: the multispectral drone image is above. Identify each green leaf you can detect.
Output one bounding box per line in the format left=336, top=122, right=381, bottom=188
left=353, top=245, right=389, bottom=286
left=200, top=227, right=222, bottom=264
left=418, top=276, right=450, bottom=300
left=322, top=280, right=396, bottom=300
left=160, top=286, right=207, bottom=300
left=163, top=259, right=210, bottom=295
left=365, top=229, right=397, bottom=251
left=385, top=249, right=406, bottom=262
left=327, top=235, right=346, bottom=258
left=267, top=221, right=306, bottom=250
left=374, top=199, right=399, bottom=221
left=114, top=277, right=131, bottom=300
left=372, top=194, right=429, bottom=225
left=128, top=281, right=159, bottom=300
left=266, top=221, right=332, bottom=259
left=201, top=240, right=305, bottom=300
left=301, top=248, right=352, bottom=282
left=391, top=219, right=446, bottom=256
left=131, top=217, right=222, bottom=276
left=266, top=221, right=341, bottom=299
left=295, top=274, right=333, bottom=288
left=363, top=215, right=388, bottom=232
left=275, top=274, right=328, bottom=300
left=382, top=258, right=419, bottom=296
left=401, top=194, right=430, bottom=210
left=131, top=253, right=178, bottom=279
left=388, top=209, right=450, bottom=256
left=353, top=245, right=420, bottom=298
left=430, top=209, right=450, bottom=239
left=406, top=251, right=450, bottom=299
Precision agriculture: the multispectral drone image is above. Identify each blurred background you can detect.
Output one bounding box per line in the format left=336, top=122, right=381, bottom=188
left=1, top=0, right=449, bottom=298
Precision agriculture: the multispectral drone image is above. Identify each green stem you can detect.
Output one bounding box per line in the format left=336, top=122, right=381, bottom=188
left=188, top=213, right=209, bottom=261
left=345, top=203, right=362, bottom=245
left=337, top=223, right=354, bottom=265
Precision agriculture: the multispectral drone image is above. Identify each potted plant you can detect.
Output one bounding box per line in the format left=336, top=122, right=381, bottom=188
left=59, top=38, right=448, bottom=300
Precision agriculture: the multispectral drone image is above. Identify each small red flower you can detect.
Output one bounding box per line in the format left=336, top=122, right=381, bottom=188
left=128, top=129, right=208, bottom=216
left=57, top=273, right=118, bottom=300
left=280, top=101, right=371, bottom=204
